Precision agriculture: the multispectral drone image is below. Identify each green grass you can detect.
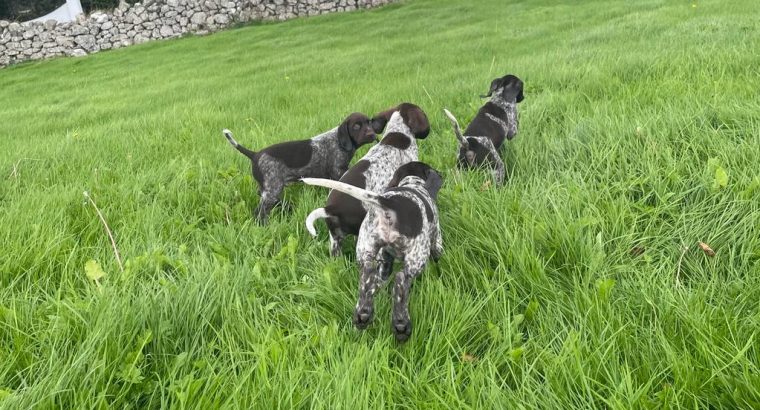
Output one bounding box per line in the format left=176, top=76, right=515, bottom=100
left=1, top=0, right=760, bottom=407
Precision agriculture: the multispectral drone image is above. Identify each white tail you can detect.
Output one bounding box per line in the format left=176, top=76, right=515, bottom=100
left=222, top=128, right=257, bottom=160
left=305, top=208, right=328, bottom=237
left=443, top=108, right=469, bottom=150
left=301, top=178, right=382, bottom=207
left=222, top=129, right=238, bottom=147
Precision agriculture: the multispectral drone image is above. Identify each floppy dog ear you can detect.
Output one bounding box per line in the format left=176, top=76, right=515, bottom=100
left=408, top=109, right=430, bottom=139
left=371, top=117, right=388, bottom=134
left=516, top=82, right=524, bottom=103
left=424, top=169, right=444, bottom=199
left=337, top=120, right=354, bottom=151
left=400, top=105, right=430, bottom=139
left=371, top=109, right=393, bottom=134
left=481, top=77, right=504, bottom=98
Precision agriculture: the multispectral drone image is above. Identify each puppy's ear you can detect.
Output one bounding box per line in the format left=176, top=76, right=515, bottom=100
left=424, top=168, right=444, bottom=199
left=371, top=109, right=393, bottom=134
left=337, top=120, right=354, bottom=151
left=401, top=105, right=430, bottom=139
left=481, top=77, right=504, bottom=98
left=516, top=83, right=524, bottom=103
left=371, top=117, right=388, bottom=134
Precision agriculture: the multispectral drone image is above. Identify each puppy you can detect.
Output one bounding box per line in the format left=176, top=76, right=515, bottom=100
left=223, top=113, right=376, bottom=223
left=305, top=103, right=431, bottom=256
left=302, top=161, right=443, bottom=342
left=443, top=74, right=524, bottom=185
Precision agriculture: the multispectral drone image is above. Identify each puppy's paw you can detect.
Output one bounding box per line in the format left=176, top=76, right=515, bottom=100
left=353, top=305, right=374, bottom=330
left=392, top=318, right=412, bottom=342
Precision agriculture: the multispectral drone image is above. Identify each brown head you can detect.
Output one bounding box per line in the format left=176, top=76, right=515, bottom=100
left=481, top=74, right=524, bottom=103
left=387, top=161, right=444, bottom=199
left=370, top=102, right=431, bottom=139
left=337, top=113, right=377, bottom=151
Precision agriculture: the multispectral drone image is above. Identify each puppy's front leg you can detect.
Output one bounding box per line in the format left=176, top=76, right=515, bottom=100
left=391, top=261, right=425, bottom=342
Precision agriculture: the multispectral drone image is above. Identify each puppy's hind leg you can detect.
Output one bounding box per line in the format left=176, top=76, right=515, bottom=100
left=482, top=140, right=505, bottom=185
left=391, top=260, right=425, bottom=342
left=491, top=154, right=506, bottom=186
left=354, top=243, right=382, bottom=330
left=255, top=183, right=284, bottom=224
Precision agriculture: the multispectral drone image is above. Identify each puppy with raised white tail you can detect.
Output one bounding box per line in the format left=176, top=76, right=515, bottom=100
left=302, top=161, right=443, bottom=342
left=222, top=112, right=377, bottom=224
left=443, top=74, right=524, bottom=185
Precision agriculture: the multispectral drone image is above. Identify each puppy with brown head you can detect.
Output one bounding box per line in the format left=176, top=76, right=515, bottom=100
left=444, top=74, right=524, bottom=185
left=305, top=102, right=431, bottom=257
left=223, top=112, right=377, bottom=224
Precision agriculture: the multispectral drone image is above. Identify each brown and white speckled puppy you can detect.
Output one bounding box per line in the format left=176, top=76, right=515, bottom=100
left=443, top=74, right=524, bottom=185
left=305, top=102, right=431, bottom=256
left=222, top=113, right=376, bottom=224
left=302, top=161, right=443, bottom=342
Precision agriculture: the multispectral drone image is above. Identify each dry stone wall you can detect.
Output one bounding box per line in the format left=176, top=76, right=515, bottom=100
left=0, top=0, right=392, bottom=68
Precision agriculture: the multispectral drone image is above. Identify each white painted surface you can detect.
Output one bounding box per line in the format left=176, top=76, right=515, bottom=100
left=28, top=0, right=84, bottom=23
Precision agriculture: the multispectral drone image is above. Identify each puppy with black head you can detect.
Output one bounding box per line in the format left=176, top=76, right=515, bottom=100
left=443, top=74, right=524, bottom=185
left=302, top=161, right=443, bottom=342
left=222, top=113, right=377, bottom=224
left=305, top=102, right=431, bottom=257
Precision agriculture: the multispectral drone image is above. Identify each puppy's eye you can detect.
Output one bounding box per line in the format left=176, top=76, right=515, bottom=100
left=353, top=124, right=361, bottom=130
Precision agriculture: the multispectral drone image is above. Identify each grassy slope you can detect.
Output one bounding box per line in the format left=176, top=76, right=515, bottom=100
left=1, top=0, right=760, bottom=407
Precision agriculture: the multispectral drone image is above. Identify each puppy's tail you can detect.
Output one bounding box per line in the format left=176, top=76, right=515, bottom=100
left=305, top=208, right=329, bottom=237
left=301, top=178, right=382, bottom=208
left=222, top=129, right=257, bottom=161
left=443, top=109, right=469, bottom=150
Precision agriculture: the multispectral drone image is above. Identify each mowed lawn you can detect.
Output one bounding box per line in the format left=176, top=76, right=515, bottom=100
left=1, top=0, right=760, bottom=407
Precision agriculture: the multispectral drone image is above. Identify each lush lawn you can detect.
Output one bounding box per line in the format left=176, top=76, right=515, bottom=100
left=2, top=0, right=760, bottom=407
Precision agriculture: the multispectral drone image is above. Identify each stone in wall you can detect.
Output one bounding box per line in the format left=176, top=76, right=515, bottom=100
left=0, top=0, right=395, bottom=68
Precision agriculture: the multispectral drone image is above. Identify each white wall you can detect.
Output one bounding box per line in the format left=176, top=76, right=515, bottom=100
left=29, top=0, right=84, bottom=23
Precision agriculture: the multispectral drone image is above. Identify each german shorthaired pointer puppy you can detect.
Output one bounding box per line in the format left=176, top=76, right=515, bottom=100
left=222, top=113, right=377, bottom=224
left=443, top=74, right=524, bottom=185
left=305, top=102, right=431, bottom=256
left=302, top=161, right=443, bottom=342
